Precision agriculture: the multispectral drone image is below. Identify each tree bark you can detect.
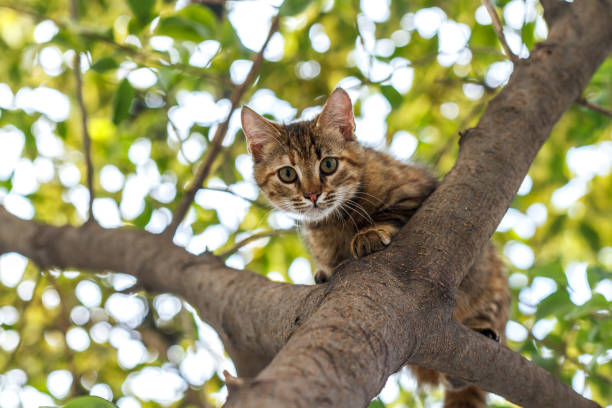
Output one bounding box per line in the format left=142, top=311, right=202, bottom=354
left=1, top=1, right=611, bottom=407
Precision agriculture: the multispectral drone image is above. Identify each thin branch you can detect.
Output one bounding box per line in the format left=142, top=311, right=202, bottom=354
left=530, top=333, right=612, bottom=386
left=577, top=98, right=612, bottom=117
left=432, top=95, right=491, bottom=168
left=70, top=0, right=95, bottom=221
left=165, top=14, right=281, bottom=238
left=217, top=228, right=297, bottom=258
left=201, top=186, right=270, bottom=209
left=481, top=0, right=520, bottom=64
left=167, top=116, right=196, bottom=165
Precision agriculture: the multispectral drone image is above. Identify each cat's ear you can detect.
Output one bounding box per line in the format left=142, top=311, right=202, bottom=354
left=241, top=106, right=278, bottom=161
left=317, top=88, right=355, bottom=141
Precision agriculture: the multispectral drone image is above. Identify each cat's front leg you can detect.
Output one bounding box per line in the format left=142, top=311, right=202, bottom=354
left=350, top=223, right=399, bottom=258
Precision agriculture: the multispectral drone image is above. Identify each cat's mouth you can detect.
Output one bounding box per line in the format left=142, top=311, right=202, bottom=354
left=291, top=192, right=340, bottom=222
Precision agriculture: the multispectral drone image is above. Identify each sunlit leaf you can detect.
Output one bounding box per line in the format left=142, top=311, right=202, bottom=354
left=368, top=398, right=386, bottom=408
left=535, top=290, right=573, bottom=320
left=156, top=5, right=217, bottom=42
left=63, top=396, right=117, bottom=408
left=127, top=0, right=156, bottom=25
left=279, top=0, right=312, bottom=16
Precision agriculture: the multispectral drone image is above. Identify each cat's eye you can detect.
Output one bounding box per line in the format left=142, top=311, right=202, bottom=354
left=278, top=166, right=297, bottom=183
left=320, top=157, right=338, bottom=175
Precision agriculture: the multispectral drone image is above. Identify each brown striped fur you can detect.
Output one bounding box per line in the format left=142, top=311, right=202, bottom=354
left=241, top=88, right=510, bottom=407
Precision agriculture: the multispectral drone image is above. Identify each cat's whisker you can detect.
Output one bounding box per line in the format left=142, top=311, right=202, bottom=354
left=332, top=206, right=347, bottom=231
left=337, top=202, right=359, bottom=231
left=343, top=199, right=375, bottom=226
left=351, top=190, right=385, bottom=209
left=355, top=184, right=385, bottom=203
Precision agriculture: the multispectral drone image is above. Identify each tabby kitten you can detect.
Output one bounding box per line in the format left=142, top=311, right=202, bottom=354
left=241, top=88, right=510, bottom=408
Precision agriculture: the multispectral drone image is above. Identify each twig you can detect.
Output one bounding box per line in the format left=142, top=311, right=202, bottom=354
left=167, top=115, right=196, bottom=165
left=164, top=14, right=281, bottom=238
left=530, top=333, right=612, bottom=386
left=201, top=186, right=270, bottom=209
left=577, top=98, right=612, bottom=117
left=432, top=100, right=488, bottom=168
left=481, top=0, right=519, bottom=64
left=70, top=0, right=95, bottom=221
left=217, top=228, right=297, bottom=258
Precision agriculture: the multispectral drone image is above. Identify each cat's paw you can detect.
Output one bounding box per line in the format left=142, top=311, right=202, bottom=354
left=350, top=227, right=393, bottom=258
left=314, top=270, right=329, bottom=284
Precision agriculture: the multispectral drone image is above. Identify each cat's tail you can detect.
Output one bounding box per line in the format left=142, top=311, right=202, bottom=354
left=443, top=385, right=488, bottom=408
left=410, top=365, right=489, bottom=408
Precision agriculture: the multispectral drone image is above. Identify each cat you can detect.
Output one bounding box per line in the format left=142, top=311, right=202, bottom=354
left=241, top=88, right=510, bottom=408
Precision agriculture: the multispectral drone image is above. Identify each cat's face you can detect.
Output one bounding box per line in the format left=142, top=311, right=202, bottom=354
left=242, top=88, right=364, bottom=222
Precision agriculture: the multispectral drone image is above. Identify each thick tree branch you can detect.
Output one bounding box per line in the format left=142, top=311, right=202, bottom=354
left=1, top=1, right=611, bottom=407
left=165, top=15, right=281, bottom=238
left=0, top=206, right=321, bottom=374
left=540, top=0, right=571, bottom=27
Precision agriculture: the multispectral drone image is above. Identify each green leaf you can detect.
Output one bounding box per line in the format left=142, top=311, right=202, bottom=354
left=530, top=261, right=567, bottom=286
left=380, top=85, right=403, bottom=108
left=112, top=79, right=135, bottom=125
left=564, top=294, right=609, bottom=320
left=535, top=290, right=573, bottom=320
left=279, top=0, right=312, bottom=16
left=579, top=222, right=600, bottom=252
left=127, top=0, right=156, bottom=25
left=586, top=266, right=612, bottom=289
left=156, top=5, right=216, bottom=42
left=63, top=396, right=118, bottom=408
left=368, top=398, right=386, bottom=408
left=91, top=57, right=119, bottom=73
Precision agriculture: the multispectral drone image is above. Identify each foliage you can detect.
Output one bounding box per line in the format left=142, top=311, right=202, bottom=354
left=0, top=0, right=610, bottom=407
left=63, top=396, right=118, bottom=408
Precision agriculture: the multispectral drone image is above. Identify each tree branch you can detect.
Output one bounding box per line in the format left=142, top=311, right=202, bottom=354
left=576, top=97, right=612, bottom=117
left=540, top=0, right=571, bottom=27
left=217, top=228, right=297, bottom=258
left=482, top=0, right=519, bottom=64
left=69, top=0, right=95, bottom=222
left=165, top=14, right=281, bottom=238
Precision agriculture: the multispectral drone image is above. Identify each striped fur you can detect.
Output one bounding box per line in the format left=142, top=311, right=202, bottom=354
left=242, top=89, right=510, bottom=407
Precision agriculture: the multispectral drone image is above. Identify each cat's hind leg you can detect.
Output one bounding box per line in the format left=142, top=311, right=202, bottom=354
left=443, top=385, right=488, bottom=408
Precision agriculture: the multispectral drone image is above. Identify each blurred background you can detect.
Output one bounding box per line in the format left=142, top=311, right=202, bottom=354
left=0, top=0, right=611, bottom=407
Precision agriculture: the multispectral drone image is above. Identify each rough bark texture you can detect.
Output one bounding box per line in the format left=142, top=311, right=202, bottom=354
left=1, top=1, right=611, bottom=407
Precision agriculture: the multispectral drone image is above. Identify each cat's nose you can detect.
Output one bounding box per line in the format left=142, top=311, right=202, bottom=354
left=304, top=191, right=321, bottom=204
